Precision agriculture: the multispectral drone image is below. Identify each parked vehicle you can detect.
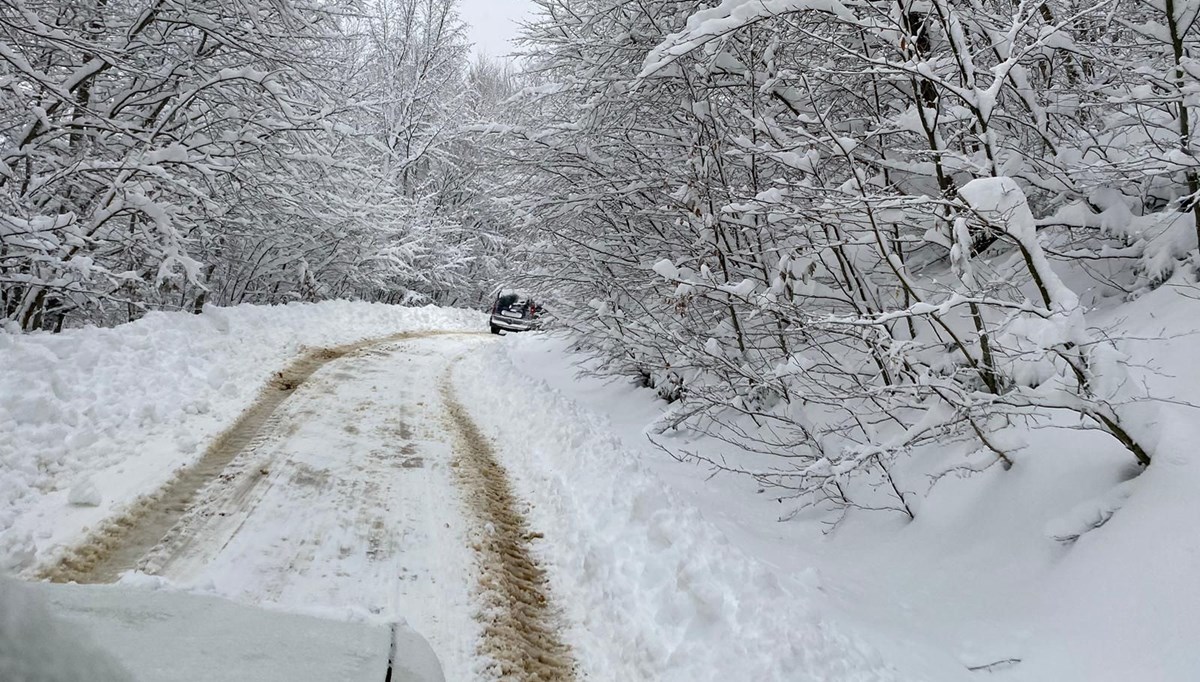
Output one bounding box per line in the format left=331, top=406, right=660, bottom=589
left=489, top=291, right=542, bottom=334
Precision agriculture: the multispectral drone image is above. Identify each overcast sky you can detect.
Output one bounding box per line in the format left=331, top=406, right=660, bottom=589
left=458, top=0, right=537, bottom=59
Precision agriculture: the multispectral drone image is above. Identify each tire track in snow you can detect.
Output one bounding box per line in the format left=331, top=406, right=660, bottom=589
left=441, top=372, right=576, bottom=681
left=37, top=331, right=458, bottom=584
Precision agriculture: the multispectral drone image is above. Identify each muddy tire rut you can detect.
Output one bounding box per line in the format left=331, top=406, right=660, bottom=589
left=37, top=331, right=455, bottom=584
left=441, top=379, right=576, bottom=681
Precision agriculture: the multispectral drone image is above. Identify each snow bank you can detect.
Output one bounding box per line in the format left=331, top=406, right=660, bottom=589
left=452, top=345, right=897, bottom=682
left=0, top=302, right=484, bottom=571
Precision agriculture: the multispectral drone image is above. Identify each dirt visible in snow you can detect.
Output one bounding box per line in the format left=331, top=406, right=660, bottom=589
left=37, top=331, right=453, bottom=584
left=441, top=378, right=576, bottom=681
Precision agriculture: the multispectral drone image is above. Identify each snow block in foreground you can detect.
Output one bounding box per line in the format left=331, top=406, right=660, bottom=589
left=0, top=578, right=132, bottom=682
left=67, top=477, right=102, bottom=507
left=15, top=581, right=440, bottom=682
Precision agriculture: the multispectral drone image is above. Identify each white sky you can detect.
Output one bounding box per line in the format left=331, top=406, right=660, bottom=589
left=458, top=0, right=537, bottom=59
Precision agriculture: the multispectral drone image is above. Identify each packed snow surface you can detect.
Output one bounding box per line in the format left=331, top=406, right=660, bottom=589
left=141, top=334, right=486, bottom=680
left=0, top=301, right=483, bottom=572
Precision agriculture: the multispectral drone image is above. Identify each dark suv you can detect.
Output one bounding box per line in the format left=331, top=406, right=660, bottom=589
left=489, top=291, right=542, bottom=334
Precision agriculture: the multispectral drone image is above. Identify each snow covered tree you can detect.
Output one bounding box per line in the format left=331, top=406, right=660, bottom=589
left=502, top=0, right=1178, bottom=519
left=0, top=0, right=365, bottom=329
left=0, top=0, right=513, bottom=328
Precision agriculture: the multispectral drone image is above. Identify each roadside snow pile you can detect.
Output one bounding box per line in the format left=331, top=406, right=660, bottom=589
left=0, top=302, right=483, bottom=571
left=452, top=347, right=898, bottom=682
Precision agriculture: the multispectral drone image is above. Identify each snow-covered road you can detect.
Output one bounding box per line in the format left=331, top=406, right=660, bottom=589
left=4, top=305, right=903, bottom=681
left=35, top=332, right=572, bottom=680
